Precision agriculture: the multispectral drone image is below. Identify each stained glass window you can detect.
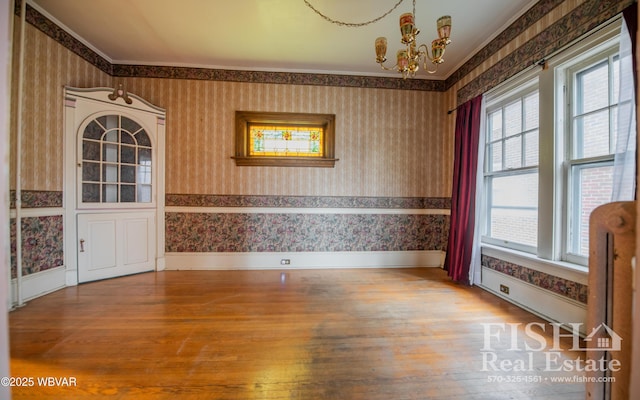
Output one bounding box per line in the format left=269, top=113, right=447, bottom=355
left=249, top=125, right=323, bottom=157
left=234, top=111, right=337, bottom=167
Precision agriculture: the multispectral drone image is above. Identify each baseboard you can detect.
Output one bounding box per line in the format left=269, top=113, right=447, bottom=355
left=480, top=267, right=587, bottom=335
left=10, top=266, right=66, bottom=306
left=165, top=250, right=445, bottom=270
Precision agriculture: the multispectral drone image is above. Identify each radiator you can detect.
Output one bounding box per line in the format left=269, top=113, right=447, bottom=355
left=586, top=201, right=636, bottom=400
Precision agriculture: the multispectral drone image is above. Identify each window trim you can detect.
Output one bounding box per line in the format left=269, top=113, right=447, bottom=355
left=232, top=111, right=338, bottom=167
left=479, top=16, right=621, bottom=271
left=558, top=34, right=620, bottom=265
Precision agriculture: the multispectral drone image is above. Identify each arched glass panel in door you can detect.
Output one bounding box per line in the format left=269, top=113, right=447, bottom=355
left=81, top=115, right=152, bottom=203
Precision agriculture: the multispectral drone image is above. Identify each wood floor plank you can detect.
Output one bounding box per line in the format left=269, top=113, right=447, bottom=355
left=9, top=268, right=585, bottom=399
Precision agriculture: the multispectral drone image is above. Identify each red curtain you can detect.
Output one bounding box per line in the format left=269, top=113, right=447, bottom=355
left=444, top=95, right=483, bottom=285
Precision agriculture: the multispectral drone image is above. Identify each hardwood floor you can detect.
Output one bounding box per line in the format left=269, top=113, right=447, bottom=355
left=9, top=268, right=585, bottom=399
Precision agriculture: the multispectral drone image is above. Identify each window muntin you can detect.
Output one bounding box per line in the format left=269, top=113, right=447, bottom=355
left=484, top=88, right=539, bottom=252
left=81, top=115, right=152, bottom=204
left=571, top=57, right=619, bottom=159
left=487, top=91, right=539, bottom=172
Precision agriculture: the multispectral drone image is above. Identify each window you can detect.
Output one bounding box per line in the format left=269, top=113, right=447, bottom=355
left=233, top=111, right=337, bottom=167
left=81, top=115, right=153, bottom=204
left=564, top=49, right=619, bottom=263
left=481, top=18, right=623, bottom=268
left=484, top=84, right=539, bottom=253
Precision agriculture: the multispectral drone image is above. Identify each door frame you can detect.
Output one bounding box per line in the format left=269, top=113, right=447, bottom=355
left=63, top=86, right=166, bottom=286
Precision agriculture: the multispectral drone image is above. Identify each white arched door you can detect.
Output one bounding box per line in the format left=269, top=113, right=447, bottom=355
left=64, top=87, right=166, bottom=284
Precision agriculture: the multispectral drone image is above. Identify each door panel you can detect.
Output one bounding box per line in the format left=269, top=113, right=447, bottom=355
left=123, top=218, right=150, bottom=265
left=78, top=212, right=155, bottom=283
left=85, top=220, right=117, bottom=271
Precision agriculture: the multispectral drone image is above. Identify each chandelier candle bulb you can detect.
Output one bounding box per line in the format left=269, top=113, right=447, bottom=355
left=432, top=40, right=445, bottom=63
left=437, top=15, right=452, bottom=43
left=375, top=37, right=388, bottom=62
left=399, top=13, right=415, bottom=43
left=397, top=50, right=409, bottom=71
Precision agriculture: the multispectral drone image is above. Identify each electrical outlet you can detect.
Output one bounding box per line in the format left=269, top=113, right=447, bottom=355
left=499, top=284, right=510, bottom=295
left=280, top=259, right=291, bottom=265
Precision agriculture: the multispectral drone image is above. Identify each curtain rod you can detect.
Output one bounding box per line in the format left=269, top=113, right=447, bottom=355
left=447, top=105, right=460, bottom=115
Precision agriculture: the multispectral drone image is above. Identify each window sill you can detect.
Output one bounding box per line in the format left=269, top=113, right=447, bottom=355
left=481, top=243, right=588, bottom=285
left=232, top=156, right=339, bottom=168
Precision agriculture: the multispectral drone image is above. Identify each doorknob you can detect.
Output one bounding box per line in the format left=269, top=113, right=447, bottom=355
left=79, top=239, right=85, bottom=252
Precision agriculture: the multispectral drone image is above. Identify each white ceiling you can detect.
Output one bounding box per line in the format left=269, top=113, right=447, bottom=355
left=29, top=0, right=537, bottom=80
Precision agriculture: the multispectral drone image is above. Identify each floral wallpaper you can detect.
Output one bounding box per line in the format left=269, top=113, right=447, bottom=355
left=9, top=190, right=62, bottom=208
left=166, top=194, right=451, bottom=209
left=456, top=0, right=635, bottom=104
left=482, top=255, right=588, bottom=304
left=445, top=0, right=565, bottom=89
left=113, top=64, right=444, bottom=92
left=9, top=191, right=64, bottom=278
left=10, top=216, right=64, bottom=279
left=166, top=212, right=449, bottom=253
left=166, top=195, right=451, bottom=254
left=17, top=0, right=112, bottom=75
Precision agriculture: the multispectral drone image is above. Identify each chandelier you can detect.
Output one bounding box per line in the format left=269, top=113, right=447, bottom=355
left=304, top=0, right=451, bottom=79
left=375, top=2, right=452, bottom=78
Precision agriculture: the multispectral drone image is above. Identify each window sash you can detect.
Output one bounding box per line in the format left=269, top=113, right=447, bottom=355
left=483, top=85, right=540, bottom=254
left=486, top=89, right=539, bottom=173
left=564, top=158, right=614, bottom=264
left=563, top=47, right=619, bottom=265
left=483, top=168, right=539, bottom=253
left=81, top=114, right=153, bottom=205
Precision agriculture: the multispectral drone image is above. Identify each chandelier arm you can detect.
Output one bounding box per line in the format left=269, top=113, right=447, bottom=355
left=423, top=64, right=439, bottom=74
left=377, top=61, right=400, bottom=72
left=304, top=0, right=406, bottom=27
left=415, top=43, right=439, bottom=73
left=422, top=55, right=439, bottom=74
left=417, top=43, right=431, bottom=61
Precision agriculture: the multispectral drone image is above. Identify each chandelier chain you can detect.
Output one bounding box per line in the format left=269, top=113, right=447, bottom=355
left=303, top=0, right=406, bottom=28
